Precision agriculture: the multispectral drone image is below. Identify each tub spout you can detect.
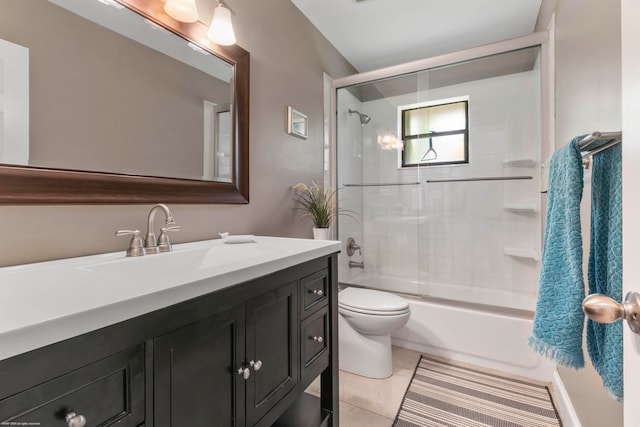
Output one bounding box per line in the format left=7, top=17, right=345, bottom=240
left=349, top=260, right=364, bottom=269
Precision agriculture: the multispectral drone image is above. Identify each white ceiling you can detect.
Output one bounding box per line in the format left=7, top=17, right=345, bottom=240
left=290, top=0, right=543, bottom=72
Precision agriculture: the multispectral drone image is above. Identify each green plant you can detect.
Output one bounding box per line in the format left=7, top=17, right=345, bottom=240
left=292, top=180, right=342, bottom=228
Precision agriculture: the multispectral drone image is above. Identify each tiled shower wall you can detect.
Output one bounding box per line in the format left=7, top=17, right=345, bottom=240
left=338, top=67, right=542, bottom=310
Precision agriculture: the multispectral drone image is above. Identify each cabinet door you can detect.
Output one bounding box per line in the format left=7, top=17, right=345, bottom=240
left=245, top=281, right=299, bottom=426
left=0, top=345, right=144, bottom=427
left=154, top=305, right=245, bottom=427
left=301, top=307, right=330, bottom=383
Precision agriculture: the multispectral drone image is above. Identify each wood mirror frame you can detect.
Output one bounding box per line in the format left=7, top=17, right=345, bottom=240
left=0, top=0, right=249, bottom=205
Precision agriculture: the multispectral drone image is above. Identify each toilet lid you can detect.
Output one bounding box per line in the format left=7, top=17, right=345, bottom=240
left=338, top=287, right=409, bottom=314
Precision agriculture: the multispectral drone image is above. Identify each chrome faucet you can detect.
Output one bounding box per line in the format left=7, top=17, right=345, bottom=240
left=346, top=237, right=362, bottom=256
left=346, top=237, right=364, bottom=269
left=144, top=204, right=180, bottom=254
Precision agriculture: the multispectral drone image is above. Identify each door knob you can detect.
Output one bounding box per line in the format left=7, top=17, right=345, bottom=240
left=249, top=360, right=262, bottom=371
left=582, top=291, right=640, bottom=333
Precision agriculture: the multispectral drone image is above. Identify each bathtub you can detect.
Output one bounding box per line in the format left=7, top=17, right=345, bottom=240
left=344, top=273, right=538, bottom=311
left=341, top=274, right=555, bottom=382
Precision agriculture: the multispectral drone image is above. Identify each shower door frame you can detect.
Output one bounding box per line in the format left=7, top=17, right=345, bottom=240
left=328, top=31, right=551, bottom=228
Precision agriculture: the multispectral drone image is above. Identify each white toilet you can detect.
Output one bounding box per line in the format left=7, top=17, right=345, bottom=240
left=338, top=287, right=411, bottom=378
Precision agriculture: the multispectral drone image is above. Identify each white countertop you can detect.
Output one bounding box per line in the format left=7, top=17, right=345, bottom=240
left=0, top=236, right=340, bottom=361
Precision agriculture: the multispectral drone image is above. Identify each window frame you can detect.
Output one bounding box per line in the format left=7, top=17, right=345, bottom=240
left=398, top=96, right=470, bottom=168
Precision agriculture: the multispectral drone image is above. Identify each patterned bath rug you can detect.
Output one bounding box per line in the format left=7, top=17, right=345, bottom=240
left=393, top=355, right=562, bottom=427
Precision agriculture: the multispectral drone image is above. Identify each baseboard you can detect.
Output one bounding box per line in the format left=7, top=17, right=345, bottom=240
left=551, top=370, right=582, bottom=427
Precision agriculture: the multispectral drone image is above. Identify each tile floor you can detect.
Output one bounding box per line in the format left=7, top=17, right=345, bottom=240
left=307, top=346, right=422, bottom=427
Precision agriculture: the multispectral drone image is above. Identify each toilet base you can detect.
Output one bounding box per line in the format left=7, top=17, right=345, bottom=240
left=339, top=315, right=393, bottom=379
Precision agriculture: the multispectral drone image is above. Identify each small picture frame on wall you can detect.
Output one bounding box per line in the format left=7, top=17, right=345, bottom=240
left=287, top=106, right=308, bottom=140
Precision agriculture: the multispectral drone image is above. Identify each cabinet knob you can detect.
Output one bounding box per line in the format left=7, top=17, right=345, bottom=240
left=237, top=366, right=250, bottom=380
left=250, top=360, right=263, bottom=371
left=311, top=289, right=324, bottom=296
left=312, top=336, right=324, bottom=343
left=65, top=412, right=86, bottom=427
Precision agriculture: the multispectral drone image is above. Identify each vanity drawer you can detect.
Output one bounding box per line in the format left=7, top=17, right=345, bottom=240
left=300, top=269, right=329, bottom=318
left=301, top=308, right=329, bottom=381
left=0, top=345, right=145, bottom=427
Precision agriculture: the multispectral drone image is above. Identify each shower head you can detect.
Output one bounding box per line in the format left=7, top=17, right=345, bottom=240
left=348, top=109, right=371, bottom=126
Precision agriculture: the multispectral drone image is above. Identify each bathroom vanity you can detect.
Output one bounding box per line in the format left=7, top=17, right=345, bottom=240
left=0, top=237, right=340, bottom=427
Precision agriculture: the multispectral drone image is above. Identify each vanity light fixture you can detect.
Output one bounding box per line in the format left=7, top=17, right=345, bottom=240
left=207, top=0, right=236, bottom=46
left=164, top=0, right=199, bottom=23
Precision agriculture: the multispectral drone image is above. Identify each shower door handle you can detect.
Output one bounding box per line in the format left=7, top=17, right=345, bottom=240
left=582, top=291, right=640, bottom=333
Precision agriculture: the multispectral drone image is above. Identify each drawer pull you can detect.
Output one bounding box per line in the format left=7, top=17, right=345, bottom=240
left=312, top=336, right=324, bottom=343
left=65, top=412, right=86, bottom=427
left=311, top=289, right=324, bottom=296
left=237, top=366, right=250, bottom=380
left=250, top=360, right=263, bottom=371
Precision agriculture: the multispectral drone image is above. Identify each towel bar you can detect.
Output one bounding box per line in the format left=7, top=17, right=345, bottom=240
left=426, top=176, right=532, bottom=183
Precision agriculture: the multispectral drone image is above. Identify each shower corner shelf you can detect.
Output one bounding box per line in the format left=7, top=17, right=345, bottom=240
left=504, top=247, right=539, bottom=261
left=502, top=158, right=537, bottom=168
left=503, top=203, right=538, bottom=213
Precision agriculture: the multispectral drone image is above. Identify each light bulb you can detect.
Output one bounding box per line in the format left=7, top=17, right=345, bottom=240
left=164, top=0, right=199, bottom=23
left=207, top=4, right=236, bottom=45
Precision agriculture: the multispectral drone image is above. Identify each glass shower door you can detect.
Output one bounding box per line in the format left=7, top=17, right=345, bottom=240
left=336, top=74, right=422, bottom=295
left=335, top=45, right=543, bottom=311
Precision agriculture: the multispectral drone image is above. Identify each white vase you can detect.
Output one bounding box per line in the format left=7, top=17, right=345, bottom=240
left=312, top=227, right=330, bottom=240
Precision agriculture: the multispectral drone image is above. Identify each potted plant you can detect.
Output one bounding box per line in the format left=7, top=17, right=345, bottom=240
left=292, top=180, right=342, bottom=239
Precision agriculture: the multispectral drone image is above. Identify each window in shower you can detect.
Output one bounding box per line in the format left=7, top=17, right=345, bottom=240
left=399, top=97, right=469, bottom=167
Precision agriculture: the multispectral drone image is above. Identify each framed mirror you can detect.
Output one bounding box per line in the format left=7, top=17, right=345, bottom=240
left=0, top=0, right=249, bottom=204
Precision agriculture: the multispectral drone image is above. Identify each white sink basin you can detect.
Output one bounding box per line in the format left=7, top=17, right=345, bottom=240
left=80, top=243, right=270, bottom=280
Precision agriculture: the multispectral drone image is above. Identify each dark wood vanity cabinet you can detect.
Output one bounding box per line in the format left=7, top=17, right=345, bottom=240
left=0, top=254, right=338, bottom=427
left=153, top=280, right=300, bottom=427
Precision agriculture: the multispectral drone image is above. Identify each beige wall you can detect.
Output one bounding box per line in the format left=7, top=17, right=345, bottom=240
left=553, top=0, right=623, bottom=425
left=0, top=0, right=355, bottom=267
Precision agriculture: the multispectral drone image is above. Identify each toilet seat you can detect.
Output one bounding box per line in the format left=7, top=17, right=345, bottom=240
left=338, top=287, right=410, bottom=316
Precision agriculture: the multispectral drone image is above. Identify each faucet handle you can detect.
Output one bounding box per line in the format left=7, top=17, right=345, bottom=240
left=115, top=230, right=146, bottom=257
left=157, top=225, right=180, bottom=253
left=346, top=237, right=362, bottom=257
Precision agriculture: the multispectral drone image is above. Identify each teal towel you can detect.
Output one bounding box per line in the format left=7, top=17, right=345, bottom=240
left=586, top=143, right=623, bottom=401
left=529, top=137, right=585, bottom=368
